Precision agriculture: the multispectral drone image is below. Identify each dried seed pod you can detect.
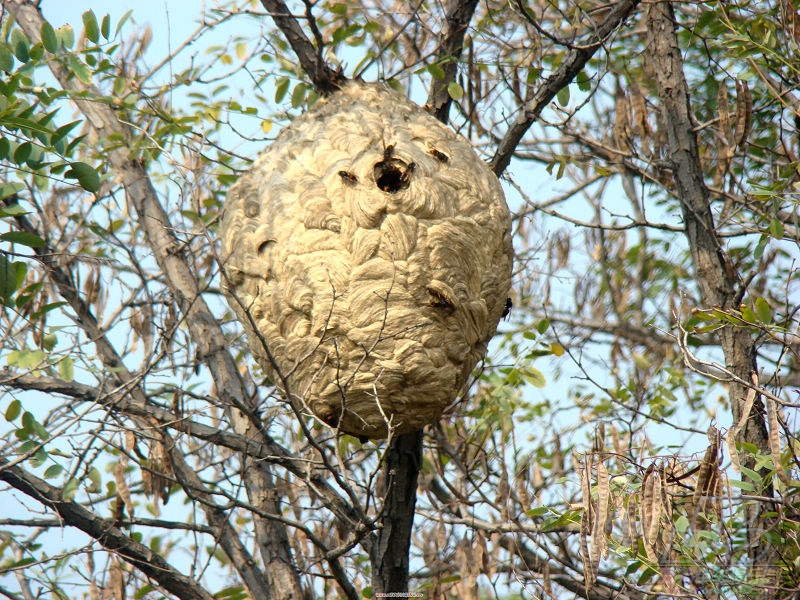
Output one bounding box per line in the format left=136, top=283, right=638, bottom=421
left=220, top=81, right=513, bottom=438
left=735, top=79, right=753, bottom=150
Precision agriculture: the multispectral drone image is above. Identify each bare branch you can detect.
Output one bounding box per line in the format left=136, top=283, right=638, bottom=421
left=0, top=459, right=217, bottom=600
left=259, top=0, right=345, bottom=94
left=490, top=0, right=641, bottom=176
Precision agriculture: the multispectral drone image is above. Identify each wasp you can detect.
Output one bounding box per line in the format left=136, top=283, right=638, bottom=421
left=338, top=170, right=359, bottom=185
left=397, top=162, right=416, bottom=188
left=429, top=147, right=449, bottom=163
left=501, top=297, right=512, bottom=319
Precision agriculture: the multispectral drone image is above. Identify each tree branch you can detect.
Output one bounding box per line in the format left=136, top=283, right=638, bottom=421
left=0, top=370, right=364, bottom=532
left=259, top=0, right=345, bottom=94
left=490, top=0, right=641, bottom=176
left=0, top=458, right=217, bottom=600
left=425, top=0, right=480, bottom=122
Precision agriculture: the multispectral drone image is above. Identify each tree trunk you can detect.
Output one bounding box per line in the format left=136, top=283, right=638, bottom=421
left=644, top=0, right=778, bottom=590
left=370, top=430, right=423, bottom=594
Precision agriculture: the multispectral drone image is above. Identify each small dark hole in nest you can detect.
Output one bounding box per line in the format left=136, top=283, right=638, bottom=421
left=257, top=239, right=275, bottom=255
left=374, top=158, right=415, bottom=192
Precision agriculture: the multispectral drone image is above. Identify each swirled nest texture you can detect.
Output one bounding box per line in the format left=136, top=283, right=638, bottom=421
left=220, top=81, right=513, bottom=438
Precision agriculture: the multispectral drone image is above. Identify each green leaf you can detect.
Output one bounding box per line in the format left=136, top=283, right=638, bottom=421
left=274, top=77, right=290, bottom=104
left=101, top=14, right=111, bottom=40
left=447, top=81, right=464, bottom=100
left=5, top=399, right=21, bottom=422
left=755, top=296, right=771, bottom=323
left=427, top=62, right=446, bottom=80
left=291, top=82, right=307, bottom=109
left=536, top=318, right=550, bottom=334
left=674, top=514, right=689, bottom=534
left=40, top=22, right=59, bottom=53
left=42, top=332, right=57, bottom=351
left=44, top=464, right=63, bottom=479
left=62, top=478, right=79, bottom=501
left=768, top=217, right=784, bottom=239
left=30, top=301, right=67, bottom=319
left=21, top=410, right=35, bottom=433
left=116, top=10, right=133, bottom=37
left=0, top=256, right=24, bottom=303
left=58, top=356, right=74, bottom=381
left=86, top=467, right=102, bottom=493
left=0, top=182, right=25, bottom=202
left=82, top=11, right=100, bottom=44
left=740, top=466, right=763, bottom=486
left=65, top=161, right=100, bottom=192
left=753, top=233, right=768, bottom=260
left=13, top=142, right=32, bottom=165
left=66, top=54, right=92, bottom=84
left=30, top=446, right=48, bottom=468
left=0, top=43, right=13, bottom=72
left=522, top=367, right=546, bottom=388
left=1, top=231, right=46, bottom=248
left=10, top=29, right=29, bottom=63
left=51, top=120, right=81, bottom=146
left=576, top=70, right=591, bottom=92
left=557, top=85, right=570, bottom=106
left=740, top=304, right=758, bottom=324
left=59, top=25, right=75, bottom=50
left=526, top=506, right=550, bottom=517
left=3, top=116, right=53, bottom=139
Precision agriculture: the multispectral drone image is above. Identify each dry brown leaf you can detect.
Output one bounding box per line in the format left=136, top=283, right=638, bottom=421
left=107, top=556, right=125, bottom=600
left=627, top=492, right=639, bottom=554
left=114, top=460, right=133, bottom=519
left=88, top=552, right=99, bottom=600
left=718, top=83, right=733, bottom=146
left=692, top=428, right=721, bottom=526
left=552, top=434, right=564, bottom=476
left=595, top=422, right=606, bottom=455
left=487, top=532, right=500, bottom=579
left=143, top=440, right=173, bottom=510
left=475, top=530, right=487, bottom=574
left=436, top=518, right=447, bottom=551
left=496, top=467, right=510, bottom=520
left=613, top=85, right=631, bottom=153
left=84, top=268, right=100, bottom=308
left=767, top=396, right=789, bottom=486
left=579, top=453, right=595, bottom=588
left=641, top=464, right=661, bottom=562
left=516, top=464, right=532, bottom=513
left=735, top=79, right=753, bottom=150
left=630, top=78, right=651, bottom=153
left=594, top=462, right=611, bottom=561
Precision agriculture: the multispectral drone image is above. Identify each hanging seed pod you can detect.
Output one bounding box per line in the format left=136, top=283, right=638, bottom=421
left=220, top=81, right=513, bottom=438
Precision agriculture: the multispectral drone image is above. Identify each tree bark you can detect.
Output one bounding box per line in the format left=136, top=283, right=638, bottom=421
left=259, top=0, right=344, bottom=94
left=370, top=430, right=423, bottom=594
left=644, top=0, right=778, bottom=589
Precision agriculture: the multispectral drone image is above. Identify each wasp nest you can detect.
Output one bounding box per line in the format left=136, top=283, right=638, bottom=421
left=220, top=81, right=513, bottom=438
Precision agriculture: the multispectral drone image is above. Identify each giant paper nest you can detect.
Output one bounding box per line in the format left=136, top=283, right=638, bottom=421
left=220, top=81, right=513, bottom=439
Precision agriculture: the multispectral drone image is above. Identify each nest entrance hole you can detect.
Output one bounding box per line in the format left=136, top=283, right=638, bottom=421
left=374, top=157, right=415, bottom=193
